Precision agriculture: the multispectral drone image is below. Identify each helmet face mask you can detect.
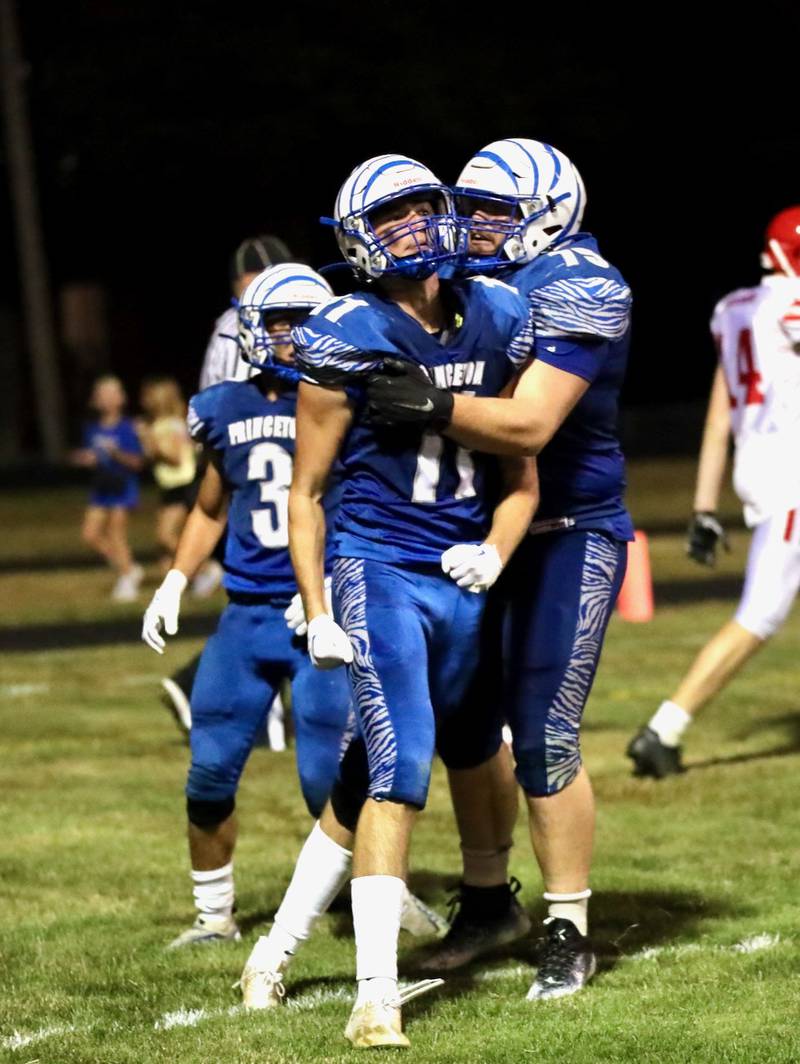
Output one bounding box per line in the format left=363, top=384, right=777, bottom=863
left=334, top=156, right=457, bottom=281
left=453, top=139, right=586, bottom=271
left=236, top=264, right=334, bottom=380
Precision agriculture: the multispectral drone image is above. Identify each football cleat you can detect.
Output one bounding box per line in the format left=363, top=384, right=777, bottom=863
left=400, top=889, right=449, bottom=938
left=626, top=726, right=685, bottom=779
left=240, top=963, right=286, bottom=1010
left=191, top=559, right=224, bottom=598
left=344, top=979, right=443, bottom=1049
left=111, top=563, right=144, bottom=602
left=166, top=912, right=241, bottom=950
left=160, top=677, right=192, bottom=734
left=421, top=879, right=531, bottom=972
left=526, top=918, right=596, bottom=1001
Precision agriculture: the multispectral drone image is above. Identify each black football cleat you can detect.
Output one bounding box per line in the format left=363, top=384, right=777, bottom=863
left=421, top=878, right=531, bottom=972
left=626, top=726, right=685, bottom=779
left=526, top=918, right=596, bottom=1000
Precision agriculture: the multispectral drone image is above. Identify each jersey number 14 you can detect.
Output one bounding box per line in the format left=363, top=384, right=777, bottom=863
left=729, top=328, right=765, bottom=408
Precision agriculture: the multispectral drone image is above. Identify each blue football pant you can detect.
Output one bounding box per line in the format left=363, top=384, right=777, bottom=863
left=333, top=556, right=485, bottom=809
left=438, top=530, right=627, bottom=797
left=186, top=599, right=352, bottom=817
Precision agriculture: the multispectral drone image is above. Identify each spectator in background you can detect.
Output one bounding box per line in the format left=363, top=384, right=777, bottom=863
left=138, top=376, right=223, bottom=592
left=70, top=375, right=145, bottom=601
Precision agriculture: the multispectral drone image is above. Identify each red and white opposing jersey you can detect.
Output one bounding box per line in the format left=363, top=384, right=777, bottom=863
left=711, top=275, right=800, bottom=526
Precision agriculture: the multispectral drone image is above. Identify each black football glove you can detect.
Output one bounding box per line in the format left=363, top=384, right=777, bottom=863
left=686, top=511, right=730, bottom=567
left=365, top=357, right=454, bottom=429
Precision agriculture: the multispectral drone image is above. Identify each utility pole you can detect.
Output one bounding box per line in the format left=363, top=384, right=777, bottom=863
left=1, top=0, right=66, bottom=459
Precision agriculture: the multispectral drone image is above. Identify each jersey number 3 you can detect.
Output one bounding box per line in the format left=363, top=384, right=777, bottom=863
left=247, top=442, right=292, bottom=548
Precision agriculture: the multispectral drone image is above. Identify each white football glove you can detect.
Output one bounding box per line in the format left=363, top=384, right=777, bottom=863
left=441, top=543, right=503, bottom=594
left=306, top=614, right=353, bottom=670
left=142, top=569, right=188, bottom=654
left=284, top=576, right=333, bottom=636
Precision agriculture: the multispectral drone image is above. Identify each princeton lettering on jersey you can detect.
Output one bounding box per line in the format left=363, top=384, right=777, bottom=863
left=432, top=361, right=486, bottom=389
left=227, top=415, right=296, bottom=445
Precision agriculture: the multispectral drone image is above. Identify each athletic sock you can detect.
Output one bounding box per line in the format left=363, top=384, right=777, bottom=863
left=352, top=875, right=405, bottom=1001
left=543, top=889, right=591, bottom=937
left=459, top=881, right=513, bottom=920
left=254, top=822, right=352, bottom=972
left=648, top=700, right=691, bottom=747
left=191, top=862, right=234, bottom=918
left=461, top=842, right=512, bottom=888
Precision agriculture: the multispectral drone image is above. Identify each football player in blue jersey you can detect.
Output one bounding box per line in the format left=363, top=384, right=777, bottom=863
left=365, top=139, right=633, bottom=1000
left=237, top=154, right=538, bottom=1047
left=141, top=263, right=355, bottom=949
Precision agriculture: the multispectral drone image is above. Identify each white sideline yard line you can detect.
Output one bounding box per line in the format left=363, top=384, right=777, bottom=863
left=1, top=1023, right=75, bottom=1049
left=0, top=683, right=50, bottom=697
left=120, top=674, right=164, bottom=687
left=154, top=968, right=531, bottom=1032
left=2, top=940, right=782, bottom=1049
left=632, top=932, right=780, bottom=961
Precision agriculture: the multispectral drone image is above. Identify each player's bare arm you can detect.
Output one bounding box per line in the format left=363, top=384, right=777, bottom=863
left=366, top=356, right=589, bottom=457
left=446, top=359, right=589, bottom=456
left=484, top=455, right=539, bottom=563
left=172, top=457, right=229, bottom=579
left=693, top=364, right=732, bottom=513
left=288, top=381, right=353, bottom=621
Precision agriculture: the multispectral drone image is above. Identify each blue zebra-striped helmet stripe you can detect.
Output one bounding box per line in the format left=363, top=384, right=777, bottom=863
left=332, top=154, right=457, bottom=282
left=454, top=138, right=586, bottom=268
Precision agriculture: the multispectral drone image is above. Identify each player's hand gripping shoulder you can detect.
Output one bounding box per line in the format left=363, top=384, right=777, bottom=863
left=284, top=575, right=333, bottom=636
left=441, top=543, right=503, bottom=593
left=365, top=357, right=453, bottom=429
left=306, top=614, right=354, bottom=669
left=686, top=512, right=729, bottom=567
left=142, top=569, right=188, bottom=653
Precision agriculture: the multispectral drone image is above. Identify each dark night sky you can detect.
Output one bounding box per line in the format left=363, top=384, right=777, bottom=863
left=3, top=1, right=799, bottom=434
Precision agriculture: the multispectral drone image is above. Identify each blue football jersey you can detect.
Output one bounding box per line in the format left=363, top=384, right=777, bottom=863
left=187, top=374, right=339, bottom=597
left=498, top=233, right=634, bottom=541
left=292, top=277, right=534, bottom=566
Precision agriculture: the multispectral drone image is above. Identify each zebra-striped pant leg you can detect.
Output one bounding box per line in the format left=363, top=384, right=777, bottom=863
left=505, top=531, right=627, bottom=796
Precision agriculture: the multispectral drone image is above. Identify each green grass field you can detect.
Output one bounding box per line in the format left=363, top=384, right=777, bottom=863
left=1, top=460, right=799, bottom=1063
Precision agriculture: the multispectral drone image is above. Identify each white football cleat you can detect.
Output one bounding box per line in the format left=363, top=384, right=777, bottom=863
left=344, top=979, right=443, bottom=1049
left=191, top=560, right=223, bottom=598
left=400, top=888, right=448, bottom=938
left=111, top=564, right=144, bottom=602
left=166, top=912, right=241, bottom=950
left=240, top=964, right=286, bottom=1010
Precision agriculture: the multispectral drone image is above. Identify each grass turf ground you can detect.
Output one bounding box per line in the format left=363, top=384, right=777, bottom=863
left=1, top=459, right=799, bottom=1063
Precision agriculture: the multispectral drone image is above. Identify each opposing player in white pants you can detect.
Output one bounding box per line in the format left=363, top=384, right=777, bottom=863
left=628, top=206, right=800, bottom=777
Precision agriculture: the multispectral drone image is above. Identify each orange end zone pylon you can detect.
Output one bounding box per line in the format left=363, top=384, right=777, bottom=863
left=616, top=530, right=654, bottom=622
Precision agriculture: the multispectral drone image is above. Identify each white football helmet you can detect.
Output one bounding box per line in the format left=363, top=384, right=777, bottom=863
left=454, top=138, right=586, bottom=269
left=237, top=263, right=333, bottom=373
left=330, top=154, right=456, bottom=281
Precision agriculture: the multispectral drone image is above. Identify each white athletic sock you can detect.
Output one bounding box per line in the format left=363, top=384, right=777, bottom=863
left=648, top=700, right=691, bottom=747
left=352, top=874, right=405, bottom=997
left=543, top=889, right=591, bottom=937
left=191, top=862, right=234, bottom=917
left=262, top=822, right=351, bottom=969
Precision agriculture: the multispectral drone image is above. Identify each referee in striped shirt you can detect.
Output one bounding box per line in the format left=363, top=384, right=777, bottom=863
left=198, top=234, right=294, bottom=390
